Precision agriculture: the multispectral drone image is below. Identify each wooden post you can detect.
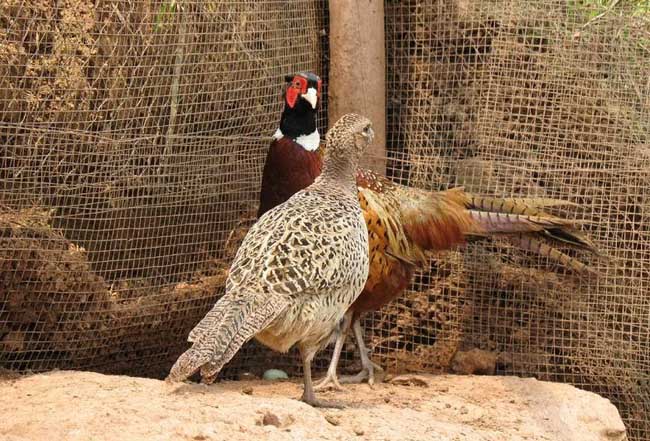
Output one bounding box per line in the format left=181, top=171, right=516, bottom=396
left=328, top=0, right=386, bottom=173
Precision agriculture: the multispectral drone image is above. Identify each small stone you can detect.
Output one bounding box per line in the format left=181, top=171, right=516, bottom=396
left=239, top=372, right=257, bottom=381
left=388, top=375, right=429, bottom=387
left=354, top=428, right=364, bottom=436
left=325, top=415, right=340, bottom=426
left=445, top=403, right=452, bottom=408
left=604, top=428, right=626, bottom=439
left=383, top=396, right=391, bottom=403
left=262, top=411, right=281, bottom=427
left=459, top=406, right=469, bottom=415
left=242, top=386, right=253, bottom=395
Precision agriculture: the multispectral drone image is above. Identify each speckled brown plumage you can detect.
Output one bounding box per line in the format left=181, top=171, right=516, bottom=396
left=167, top=113, right=373, bottom=408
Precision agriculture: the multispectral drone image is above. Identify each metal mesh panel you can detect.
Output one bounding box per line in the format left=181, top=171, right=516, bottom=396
left=379, top=1, right=649, bottom=439
left=1, top=0, right=327, bottom=377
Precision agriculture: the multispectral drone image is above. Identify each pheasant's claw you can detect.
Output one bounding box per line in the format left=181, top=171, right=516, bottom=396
left=340, top=362, right=385, bottom=387
left=301, top=396, right=345, bottom=409
left=314, top=372, right=344, bottom=391
left=301, top=382, right=345, bottom=408
left=339, top=369, right=370, bottom=385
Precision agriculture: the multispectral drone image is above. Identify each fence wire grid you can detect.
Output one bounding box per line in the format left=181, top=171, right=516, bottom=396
left=1, top=0, right=649, bottom=440
left=1, top=0, right=328, bottom=374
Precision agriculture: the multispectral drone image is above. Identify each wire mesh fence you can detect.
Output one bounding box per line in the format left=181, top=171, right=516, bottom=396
left=1, top=0, right=327, bottom=376
left=1, top=0, right=649, bottom=439
left=380, top=1, right=649, bottom=439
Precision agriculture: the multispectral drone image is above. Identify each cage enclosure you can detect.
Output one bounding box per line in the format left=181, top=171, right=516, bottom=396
left=1, top=0, right=648, bottom=439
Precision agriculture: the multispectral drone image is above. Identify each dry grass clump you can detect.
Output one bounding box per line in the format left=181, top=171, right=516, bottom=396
left=0, top=206, right=228, bottom=376
left=0, top=206, right=111, bottom=366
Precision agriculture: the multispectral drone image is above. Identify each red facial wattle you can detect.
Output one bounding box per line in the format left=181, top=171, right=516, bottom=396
left=286, top=87, right=299, bottom=108
left=285, top=76, right=308, bottom=109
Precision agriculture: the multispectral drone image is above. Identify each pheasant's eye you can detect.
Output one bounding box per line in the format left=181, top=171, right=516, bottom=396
left=291, top=77, right=308, bottom=94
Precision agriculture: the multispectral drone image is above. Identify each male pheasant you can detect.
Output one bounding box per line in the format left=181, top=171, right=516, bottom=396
left=168, top=113, right=373, bottom=408
left=258, top=71, right=599, bottom=390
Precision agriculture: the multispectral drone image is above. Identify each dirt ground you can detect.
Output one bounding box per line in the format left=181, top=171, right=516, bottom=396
left=0, top=371, right=626, bottom=441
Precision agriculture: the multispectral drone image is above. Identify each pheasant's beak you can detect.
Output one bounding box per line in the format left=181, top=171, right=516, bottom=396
left=301, top=87, right=318, bottom=109
left=367, top=126, right=375, bottom=143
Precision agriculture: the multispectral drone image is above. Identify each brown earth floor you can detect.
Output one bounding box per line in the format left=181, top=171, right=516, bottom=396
left=0, top=371, right=626, bottom=441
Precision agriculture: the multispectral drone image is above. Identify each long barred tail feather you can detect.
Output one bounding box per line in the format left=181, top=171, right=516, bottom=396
left=462, top=194, right=601, bottom=273
left=505, top=234, right=598, bottom=275
left=467, top=210, right=573, bottom=235
left=166, top=292, right=287, bottom=383
left=469, top=195, right=579, bottom=217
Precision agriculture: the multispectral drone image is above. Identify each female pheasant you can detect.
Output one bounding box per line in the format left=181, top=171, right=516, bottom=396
left=259, top=72, right=599, bottom=390
left=168, top=113, right=373, bottom=408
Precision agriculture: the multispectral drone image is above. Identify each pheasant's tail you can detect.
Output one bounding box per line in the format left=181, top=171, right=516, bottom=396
left=165, top=300, right=230, bottom=382
left=468, top=194, right=599, bottom=254
left=188, top=301, right=227, bottom=343
left=398, top=187, right=474, bottom=251
left=464, top=194, right=601, bottom=274
left=467, top=210, right=574, bottom=235
left=469, top=195, right=578, bottom=217
left=540, top=227, right=599, bottom=253
left=506, top=234, right=598, bottom=275
left=167, top=348, right=209, bottom=383
left=166, top=291, right=287, bottom=383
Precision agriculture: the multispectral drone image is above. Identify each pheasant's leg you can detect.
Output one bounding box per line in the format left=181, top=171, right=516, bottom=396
left=299, top=346, right=344, bottom=409
left=339, top=318, right=384, bottom=386
left=314, top=312, right=352, bottom=391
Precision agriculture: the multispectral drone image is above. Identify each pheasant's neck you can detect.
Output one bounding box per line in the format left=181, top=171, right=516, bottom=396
left=273, top=128, right=320, bottom=152
left=318, top=153, right=359, bottom=194
left=277, top=104, right=318, bottom=150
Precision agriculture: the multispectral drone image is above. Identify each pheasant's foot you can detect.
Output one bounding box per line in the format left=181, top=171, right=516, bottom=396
left=300, top=393, right=345, bottom=409
left=314, top=372, right=344, bottom=391
left=299, top=346, right=344, bottom=408
left=339, top=363, right=385, bottom=387
left=339, top=369, right=370, bottom=385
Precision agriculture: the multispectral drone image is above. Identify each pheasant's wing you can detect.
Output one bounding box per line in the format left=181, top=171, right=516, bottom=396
left=230, top=189, right=367, bottom=301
